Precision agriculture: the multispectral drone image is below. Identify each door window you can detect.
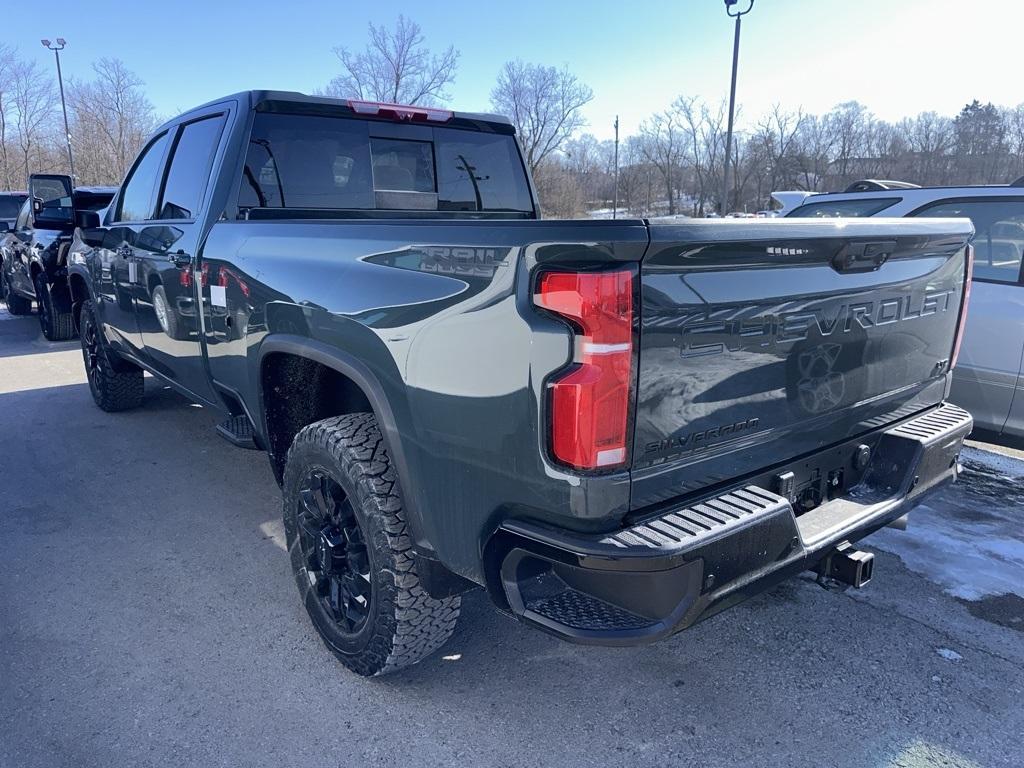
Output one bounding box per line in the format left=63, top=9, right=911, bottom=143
left=912, top=199, right=1024, bottom=283
left=116, top=132, right=171, bottom=222
left=158, top=115, right=227, bottom=220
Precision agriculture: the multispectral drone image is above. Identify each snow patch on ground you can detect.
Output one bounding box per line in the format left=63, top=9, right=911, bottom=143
left=870, top=446, right=1024, bottom=601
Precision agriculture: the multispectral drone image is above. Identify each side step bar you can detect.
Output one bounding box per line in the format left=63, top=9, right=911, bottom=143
left=216, top=415, right=260, bottom=450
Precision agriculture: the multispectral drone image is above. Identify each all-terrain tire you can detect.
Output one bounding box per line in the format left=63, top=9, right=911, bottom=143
left=2, top=271, right=33, bottom=315
left=283, top=413, right=461, bottom=676
left=35, top=273, right=75, bottom=341
left=80, top=298, right=144, bottom=412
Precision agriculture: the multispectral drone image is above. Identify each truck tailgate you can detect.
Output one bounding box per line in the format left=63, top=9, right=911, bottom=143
left=631, top=218, right=973, bottom=511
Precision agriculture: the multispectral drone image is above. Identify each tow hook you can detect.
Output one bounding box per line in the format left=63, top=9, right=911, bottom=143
left=814, top=542, right=874, bottom=589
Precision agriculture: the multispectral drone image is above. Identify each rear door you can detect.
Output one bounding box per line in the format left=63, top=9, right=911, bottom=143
left=909, top=197, right=1024, bottom=435
left=631, top=218, right=972, bottom=510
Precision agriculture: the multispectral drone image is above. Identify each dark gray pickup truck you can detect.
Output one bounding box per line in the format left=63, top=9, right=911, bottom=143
left=65, top=91, right=974, bottom=676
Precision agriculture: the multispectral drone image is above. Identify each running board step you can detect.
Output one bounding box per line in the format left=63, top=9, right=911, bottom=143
left=216, top=415, right=259, bottom=450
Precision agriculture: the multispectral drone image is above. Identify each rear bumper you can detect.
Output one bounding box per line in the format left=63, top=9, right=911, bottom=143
left=486, top=403, right=972, bottom=645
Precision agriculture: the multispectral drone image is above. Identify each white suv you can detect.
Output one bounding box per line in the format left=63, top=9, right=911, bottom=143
left=788, top=179, right=1024, bottom=439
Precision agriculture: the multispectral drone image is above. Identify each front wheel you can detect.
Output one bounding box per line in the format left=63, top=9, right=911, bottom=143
left=35, top=273, right=75, bottom=341
left=283, top=413, right=461, bottom=676
left=80, top=298, right=144, bottom=412
left=2, top=271, right=33, bottom=316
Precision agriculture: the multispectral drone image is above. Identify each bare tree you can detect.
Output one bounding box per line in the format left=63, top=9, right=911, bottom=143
left=10, top=57, right=56, bottom=180
left=490, top=60, right=592, bottom=175
left=638, top=108, right=684, bottom=215
left=0, top=44, right=16, bottom=189
left=68, top=58, right=156, bottom=185
left=324, top=16, right=458, bottom=106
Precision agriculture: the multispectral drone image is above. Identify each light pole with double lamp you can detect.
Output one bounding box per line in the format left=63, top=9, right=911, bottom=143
left=41, top=38, right=75, bottom=182
left=720, top=0, right=754, bottom=216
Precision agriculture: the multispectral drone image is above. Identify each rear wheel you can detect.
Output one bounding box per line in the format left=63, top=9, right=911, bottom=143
left=2, top=271, right=33, bottom=316
left=34, top=273, right=75, bottom=341
left=80, top=298, right=144, bottom=412
left=283, top=413, right=461, bottom=676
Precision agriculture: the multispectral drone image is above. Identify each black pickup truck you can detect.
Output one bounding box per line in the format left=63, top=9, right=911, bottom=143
left=64, top=91, right=974, bottom=676
left=0, top=178, right=114, bottom=338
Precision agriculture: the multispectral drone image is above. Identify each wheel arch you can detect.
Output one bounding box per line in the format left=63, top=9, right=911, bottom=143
left=256, top=335, right=435, bottom=556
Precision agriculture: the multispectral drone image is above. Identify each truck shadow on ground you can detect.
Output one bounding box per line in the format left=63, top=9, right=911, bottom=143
left=2, top=373, right=1020, bottom=768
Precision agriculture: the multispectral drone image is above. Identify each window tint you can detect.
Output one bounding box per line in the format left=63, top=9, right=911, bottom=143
left=435, top=128, right=533, bottom=212
left=158, top=116, right=226, bottom=219
left=238, top=112, right=533, bottom=214
left=240, top=113, right=373, bottom=209
left=118, top=132, right=170, bottom=222
left=786, top=198, right=900, bottom=218
left=912, top=199, right=1024, bottom=283
left=0, top=195, right=26, bottom=219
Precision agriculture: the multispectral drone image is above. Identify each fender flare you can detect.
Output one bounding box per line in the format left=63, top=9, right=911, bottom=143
left=255, top=335, right=432, bottom=557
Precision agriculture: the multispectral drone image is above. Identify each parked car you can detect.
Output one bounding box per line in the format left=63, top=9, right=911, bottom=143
left=0, top=178, right=114, bottom=338
left=65, top=91, right=973, bottom=676
left=787, top=178, right=1024, bottom=439
left=0, top=191, right=28, bottom=232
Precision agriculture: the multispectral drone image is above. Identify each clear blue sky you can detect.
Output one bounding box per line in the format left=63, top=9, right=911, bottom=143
left=5, top=0, right=1022, bottom=141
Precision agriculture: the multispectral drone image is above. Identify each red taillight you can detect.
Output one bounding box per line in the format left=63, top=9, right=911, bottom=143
left=347, top=99, right=453, bottom=123
left=535, top=269, right=635, bottom=470
left=951, top=243, right=974, bottom=369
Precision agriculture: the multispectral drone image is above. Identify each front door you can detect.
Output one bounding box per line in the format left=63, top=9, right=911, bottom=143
left=95, top=130, right=172, bottom=358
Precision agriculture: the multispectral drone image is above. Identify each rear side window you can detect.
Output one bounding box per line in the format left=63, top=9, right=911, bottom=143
left=786, top=198, right=901, bottom=218
left=117, top=132, right=170, bottom=222
left=912, top=199, right=1024, bottom=284
left=158, top=115, right=226, bottom=220
left=238, top=112, right=533, bottom=214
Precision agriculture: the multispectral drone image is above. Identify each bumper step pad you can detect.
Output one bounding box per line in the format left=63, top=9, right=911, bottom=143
left=601, top=486, right=790, bottom=551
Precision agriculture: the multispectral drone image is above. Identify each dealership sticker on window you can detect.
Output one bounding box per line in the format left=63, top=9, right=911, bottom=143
left=211, top=285, right=227, bottom=308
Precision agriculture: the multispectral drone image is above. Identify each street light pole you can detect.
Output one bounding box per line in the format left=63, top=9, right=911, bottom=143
left=720, top=0, right=754, bottom=216
left=41, top=38, right=75, bottom=182
left=612, top=115, right=619, bottom=219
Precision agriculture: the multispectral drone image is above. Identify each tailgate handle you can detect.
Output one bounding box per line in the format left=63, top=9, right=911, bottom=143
left=832, top=240, right=895, bottom=273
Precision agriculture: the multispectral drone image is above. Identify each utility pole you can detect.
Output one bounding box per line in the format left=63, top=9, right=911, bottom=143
left=612, top=115, right=620, bottom=219
left=720, top=1, right=754, bottom=215
left=41, top=38, right=75, bottom=181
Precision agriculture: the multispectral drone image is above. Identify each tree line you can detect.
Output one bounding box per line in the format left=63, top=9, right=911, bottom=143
left=3, top=19, right=1024, bottom=220
left=0, top=44, right=157, bottom=190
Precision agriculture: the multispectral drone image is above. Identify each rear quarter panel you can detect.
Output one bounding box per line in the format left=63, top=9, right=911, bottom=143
left=198, top=218, right=648, bottom=582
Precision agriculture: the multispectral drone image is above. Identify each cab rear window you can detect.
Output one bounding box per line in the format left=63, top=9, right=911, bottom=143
left=786, top=198, right=901, bottom=218
left=238, top=112, right=534, bottom=215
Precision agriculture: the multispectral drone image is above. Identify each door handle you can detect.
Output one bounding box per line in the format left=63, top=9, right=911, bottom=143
left=167, top=250, right=192, bottom=268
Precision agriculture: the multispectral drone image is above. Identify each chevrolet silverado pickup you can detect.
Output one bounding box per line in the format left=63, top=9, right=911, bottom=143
left=64, top=91, right=974, bottom=676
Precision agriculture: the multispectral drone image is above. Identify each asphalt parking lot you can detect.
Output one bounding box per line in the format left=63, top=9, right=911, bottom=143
left=1, top=306, right=1022, bottom=768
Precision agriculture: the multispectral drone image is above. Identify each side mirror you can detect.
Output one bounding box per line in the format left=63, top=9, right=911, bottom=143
left=29, top=173, right=74, bottom=229
left=76, top=209, right=101, bottom=229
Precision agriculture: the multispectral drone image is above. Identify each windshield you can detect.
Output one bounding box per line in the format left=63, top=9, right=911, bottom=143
left=0, top=194, right=28, bottom=219
left=238, top=112, right=535, bottom=215
left=786, top=197, right=901, bottom=218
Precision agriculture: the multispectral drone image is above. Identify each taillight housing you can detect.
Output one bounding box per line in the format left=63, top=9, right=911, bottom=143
left=534, top=268, right=636, bottom=470
left=950, top=243, right=974, bottom=369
